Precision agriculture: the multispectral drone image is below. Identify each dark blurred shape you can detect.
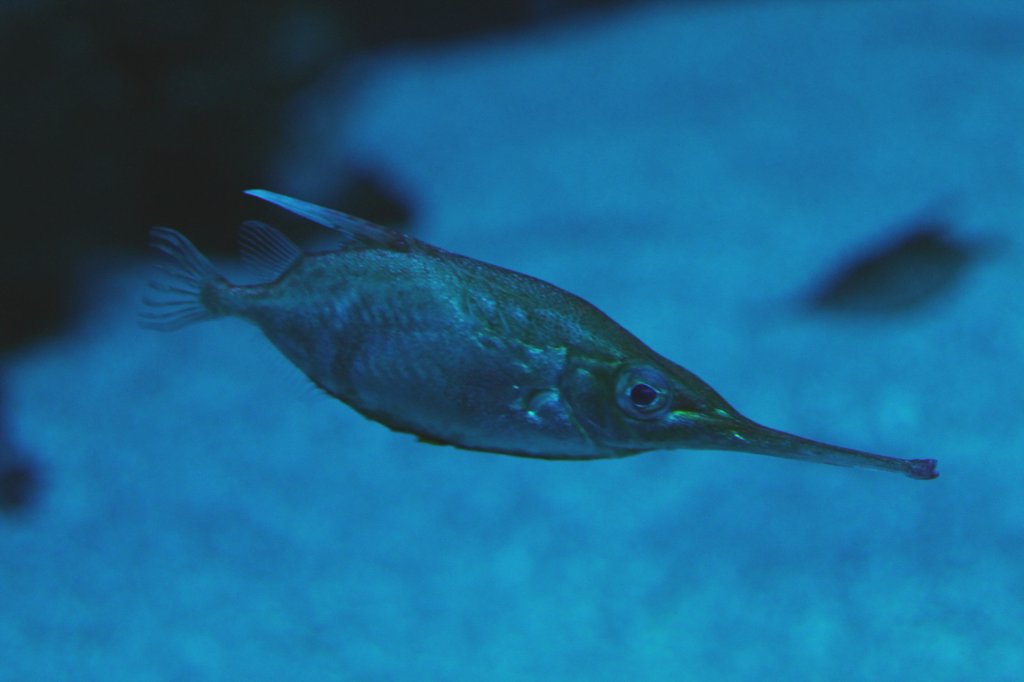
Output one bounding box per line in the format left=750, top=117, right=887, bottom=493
left=0, top=379, right=40, bottom=515
left=806, top=217, right=997, bottom=316
left=0, top=458, right=40, bottom=514
left=1, top=0, right=352, bottom=349
left=337, top=0, right=624, bottom=48
left=342, top=168, right=414, bottom=229
left=3, top=0, right=352, bottom=245
left=0, top=266, right=77, bottom=350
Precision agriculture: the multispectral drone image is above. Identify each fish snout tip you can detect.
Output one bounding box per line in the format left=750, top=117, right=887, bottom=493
left=907, top=458, right=939, bottom=480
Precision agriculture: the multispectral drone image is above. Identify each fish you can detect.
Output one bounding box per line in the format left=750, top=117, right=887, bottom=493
left=806, top=215, right=996, bottom=316
left=142, top=190, right=938, bottom=480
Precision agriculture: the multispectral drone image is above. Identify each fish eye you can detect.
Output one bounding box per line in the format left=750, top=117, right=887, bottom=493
left=629, top=383, right=658, bottom=407
left=616, top=366, right=671, bottom=420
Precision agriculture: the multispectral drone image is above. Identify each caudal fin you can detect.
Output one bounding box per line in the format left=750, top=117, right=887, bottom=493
left=140, top=227, right=224, bottom=331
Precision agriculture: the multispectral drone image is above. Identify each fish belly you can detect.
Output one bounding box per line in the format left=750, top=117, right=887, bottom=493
left=260, top=282, right=600, bottom=458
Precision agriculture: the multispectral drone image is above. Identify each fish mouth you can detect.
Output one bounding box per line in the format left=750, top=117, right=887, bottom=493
left=670, top=410, right=938, bottom=480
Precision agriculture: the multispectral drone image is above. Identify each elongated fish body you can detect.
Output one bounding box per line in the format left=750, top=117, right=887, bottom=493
left=143, top=191, right=938, bottom=480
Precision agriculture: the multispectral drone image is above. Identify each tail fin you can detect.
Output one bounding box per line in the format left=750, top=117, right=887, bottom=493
left=140, top=227, right=224, bottom=331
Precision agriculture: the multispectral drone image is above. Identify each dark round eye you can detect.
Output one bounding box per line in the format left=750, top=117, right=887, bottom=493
left=629, top=382, right=658, bottom=408
left=616, top=366, right=671, bottom=420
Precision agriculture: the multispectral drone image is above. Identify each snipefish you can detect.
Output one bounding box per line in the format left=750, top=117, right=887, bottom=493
left=142, top=190, right=938, bottom=480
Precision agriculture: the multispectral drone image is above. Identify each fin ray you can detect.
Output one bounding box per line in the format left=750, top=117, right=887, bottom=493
left=238, top=220, right=302, bottom=281
left=141, top=227, right=222, bottom=331
left=244, top=189, right=399, bottom=247
left=146, top=281, right=196, bottom=297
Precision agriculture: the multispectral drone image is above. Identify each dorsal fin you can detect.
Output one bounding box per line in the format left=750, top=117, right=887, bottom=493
left=245, top=189, right=401, bottom=247
left=238, top=220, right=302, bottom=281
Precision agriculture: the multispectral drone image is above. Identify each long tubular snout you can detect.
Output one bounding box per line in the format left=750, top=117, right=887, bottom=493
left=721, top=418, right=939, bottom=480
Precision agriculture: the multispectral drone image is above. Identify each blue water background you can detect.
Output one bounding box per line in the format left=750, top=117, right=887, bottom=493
left=4, top=2, right=1023, bottom=679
